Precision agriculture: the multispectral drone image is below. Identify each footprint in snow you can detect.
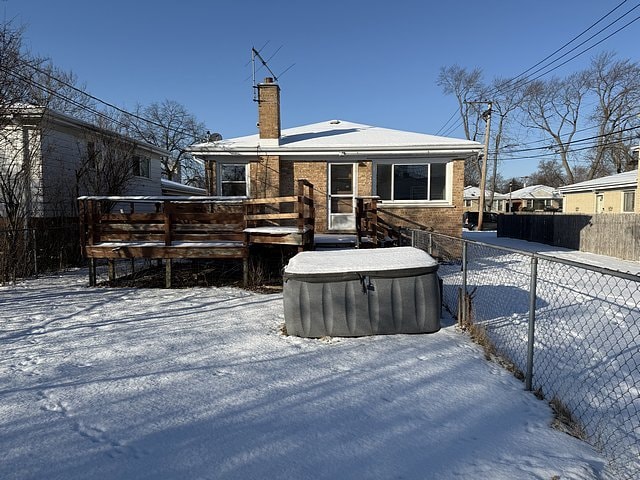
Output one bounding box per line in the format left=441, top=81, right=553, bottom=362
left=75, top=422, right=150, bottom=459
left=38, top=391, right=69, bottom=415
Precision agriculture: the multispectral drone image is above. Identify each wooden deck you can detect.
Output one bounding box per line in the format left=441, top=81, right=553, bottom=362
left=78, top=182, right=413, bottom=288
left=78, top=180, right=315, bottom=287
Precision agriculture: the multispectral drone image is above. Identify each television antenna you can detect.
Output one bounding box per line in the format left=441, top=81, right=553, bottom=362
left=250, top=45, right=295, bottom=101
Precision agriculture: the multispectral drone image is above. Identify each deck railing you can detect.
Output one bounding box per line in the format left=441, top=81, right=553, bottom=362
left=243, top=179, right=315, bottom=249
left=78, top=180, right=316, bottom=286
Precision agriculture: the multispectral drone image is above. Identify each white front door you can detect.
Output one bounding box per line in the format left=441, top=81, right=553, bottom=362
left=328, top=163, right=356, bottom=230
left=596, top=194, right=604, bottom=213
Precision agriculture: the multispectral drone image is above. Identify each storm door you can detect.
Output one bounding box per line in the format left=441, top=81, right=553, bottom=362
left=328, top=163, right=356, bottom=230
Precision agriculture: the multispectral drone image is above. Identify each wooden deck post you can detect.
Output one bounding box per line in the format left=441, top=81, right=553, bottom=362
left=89, top=258, right=96, bottom=287
left=108, top=260, right=115, bottom=284
left=165, top=259, right=172, bottom=288
left=164, top=200, right=173, bottom=288
left=243, top=257, right=249, bottom=287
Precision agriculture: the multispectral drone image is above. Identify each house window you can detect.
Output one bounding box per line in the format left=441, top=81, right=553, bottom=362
left=623, top=190, right=635, bottom=212
left=218, top=163, right=248, bottom=196
left=131, top=155, right=151, bottom=178
left=464, top=199, right=472, bottom=207
left=375, top=163, right=447, bottom=201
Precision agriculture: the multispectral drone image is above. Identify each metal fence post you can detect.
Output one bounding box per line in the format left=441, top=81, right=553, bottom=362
left=461, top=241, right=468, bottom=324
left=525, top=256, right=538, bottom=391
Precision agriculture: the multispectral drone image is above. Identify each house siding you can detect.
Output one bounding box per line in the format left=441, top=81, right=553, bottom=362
left=637, top=168, right=640, bottom=213
left=0, top=111, right=167, bottom=218
left=41, top=126, right=86, bottom=215
left=0, top=125, right=44, bottom=217
left=40, top=123, right=163, bottom=215
left=563, top=192, right=596, bottom=213
left=564, top=189, right=636, bottom=214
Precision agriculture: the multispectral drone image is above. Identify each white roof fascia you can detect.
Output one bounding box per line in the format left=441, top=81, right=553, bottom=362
left=11, top=105, right=170, bottom=157
left=558, top=170, right=638, bottom=194
left=190, top=147, right=480, bottom=159
left=188, top=120, right=481, bottom=158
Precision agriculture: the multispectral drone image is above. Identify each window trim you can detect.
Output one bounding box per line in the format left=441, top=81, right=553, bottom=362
left=622, top=189, right=635, bottom=213
left=217, top=161, right=250, bottom=197
left=132, top=155, right=151, bottom=178
left=373, top=160, right=453, bottom=206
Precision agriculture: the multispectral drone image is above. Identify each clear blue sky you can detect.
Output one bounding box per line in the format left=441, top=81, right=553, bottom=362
left=6, top=0, right=640, bottom=179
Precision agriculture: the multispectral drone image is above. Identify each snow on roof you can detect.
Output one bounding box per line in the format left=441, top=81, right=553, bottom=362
left=558, top=170, right=638, bottom=194
left=189, top=120, right=481, bottom=156
left=509, top=184, right=560, bottom=199
left=6, top=104, right=170, bottom=157
left=161, top=178, right=207, bottom=196
left=463, top=186, right=507, bottom=199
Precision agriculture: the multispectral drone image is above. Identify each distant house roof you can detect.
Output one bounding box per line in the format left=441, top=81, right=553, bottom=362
left=189, top=120, right=481, bottom=158
left=558, top=170, right=638, bottom=194
left=463, top=186, right=507, bottom=200
left=510, top=185, right=561, bottom=200
left=6, top=104, right=169, bottom=157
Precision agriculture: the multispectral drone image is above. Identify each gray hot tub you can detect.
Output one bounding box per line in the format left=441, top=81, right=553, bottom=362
left=283, top=246, right=441, bottom=337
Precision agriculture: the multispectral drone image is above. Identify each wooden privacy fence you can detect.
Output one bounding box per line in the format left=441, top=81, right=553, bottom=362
left=498, top=213, right=640, bottom=261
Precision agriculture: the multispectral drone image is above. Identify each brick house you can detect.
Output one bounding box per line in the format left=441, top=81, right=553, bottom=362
left=189, top=78, right=481, bottom=236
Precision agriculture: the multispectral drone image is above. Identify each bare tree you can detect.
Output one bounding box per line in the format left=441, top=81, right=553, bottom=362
left=28, top=63, right=98, bottom=121
left=73, top=130, right=136, bottom=202
left=0, top=24, right=44, bottom=281
left=437, top=65, right=485, bottom=185
left=528, top=159, right=566, bottom=188
left=125, top=100, right=208, bottom=186
left=586, top=52, right=640, bottom=176
left=484, top=78, right=525, bottom=206
left=521, top=72, right=590, bottom=184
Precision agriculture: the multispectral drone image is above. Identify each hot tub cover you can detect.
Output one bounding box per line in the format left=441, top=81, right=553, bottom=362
left=283, top=246, right=438, bottom=282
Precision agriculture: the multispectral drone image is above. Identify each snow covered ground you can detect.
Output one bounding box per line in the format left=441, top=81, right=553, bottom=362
left=0, top=268, right=606, bottom=479
left=453, top=231, right=640, bottom=479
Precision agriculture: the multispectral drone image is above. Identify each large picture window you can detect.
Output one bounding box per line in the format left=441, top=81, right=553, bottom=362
left=218, top=163, right=248, bottom=196
left=375, top=162, right=447, bottom=201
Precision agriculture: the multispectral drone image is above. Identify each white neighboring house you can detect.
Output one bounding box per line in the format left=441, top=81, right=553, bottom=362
left=508, top=184, right=563, bottom=212
left=0, top=105, right=168, bottom=218
left=463, top=186, right=508, bottom=213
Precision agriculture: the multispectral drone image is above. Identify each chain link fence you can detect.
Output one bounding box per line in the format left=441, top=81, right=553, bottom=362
left=412, top=229, right=640, bottom=480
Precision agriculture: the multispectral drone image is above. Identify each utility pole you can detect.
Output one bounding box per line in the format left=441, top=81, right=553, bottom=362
left=476, top=102, right=492, bottom=230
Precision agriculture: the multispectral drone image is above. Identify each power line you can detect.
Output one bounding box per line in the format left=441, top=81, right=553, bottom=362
left=6, top=56, right=202, bottom=141
left=435, top=1, right=639, bottom=137
left=510, top=11, right=640, bottom=92
left=489, top=0, right=636, bottom=97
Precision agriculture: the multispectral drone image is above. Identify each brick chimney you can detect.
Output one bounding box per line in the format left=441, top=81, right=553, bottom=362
left=257, top=77, right=280, bottom=147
